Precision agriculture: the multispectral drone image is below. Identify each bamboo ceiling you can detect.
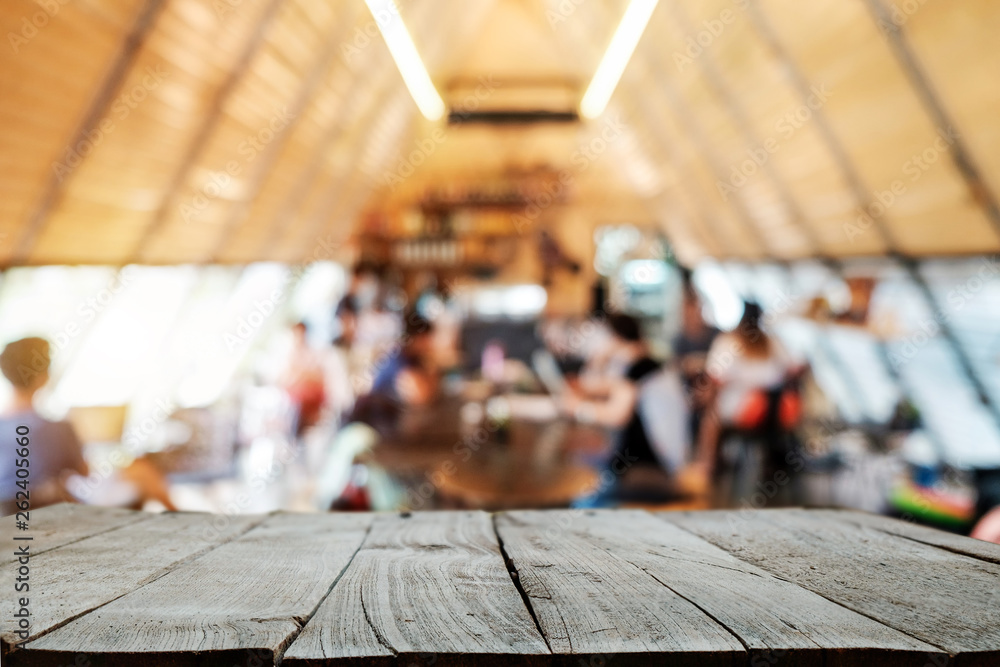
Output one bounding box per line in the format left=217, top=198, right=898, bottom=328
left=0, top=0, right=998, bottom=266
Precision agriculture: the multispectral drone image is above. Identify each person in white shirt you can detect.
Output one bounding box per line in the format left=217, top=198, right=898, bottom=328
left=321, top=297, right=358, bottom=424
left=698, top=302, right=804, bottom=470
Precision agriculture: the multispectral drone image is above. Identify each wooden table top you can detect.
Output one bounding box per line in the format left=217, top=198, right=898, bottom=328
left=3, top=504, right=999, bottom=666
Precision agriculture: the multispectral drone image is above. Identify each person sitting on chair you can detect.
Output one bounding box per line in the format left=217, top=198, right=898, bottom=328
left=561, top=314, right=696, bottom=502
left=369, top=312, right=438, bottom=408
left=0, top=337, right=88, bottom=514
left=698, top=301, right=804, bottom=476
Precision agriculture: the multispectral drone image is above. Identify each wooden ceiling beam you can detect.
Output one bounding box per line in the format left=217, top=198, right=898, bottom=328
left=8, top=0, right=169, bottom=267
left=288, top=2, right=491, bottom=263
left=287, top=76, right=410, bottom=263
left=556, top=0, right=731, bottom=259
left=619, top=92, right=731, bottom=258
left=633, top=39, right=774, bottom=259
left=747, top=0, right=1000, bottom=432
left=666, top=0, right=829, bottom=261
left=863, top=0, right=1000, bottom=245
left=247, top=3, right=375, bottom=262
left=744, top=2, right=903, bottom=254
left=583, top=0, right=777, bottom=261
left=127, top=0, right=288, bottom=264
left=205, top=2, right=364, bottom=263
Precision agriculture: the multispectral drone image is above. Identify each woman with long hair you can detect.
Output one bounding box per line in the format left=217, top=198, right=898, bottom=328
left=695, top=302, right=803, bottom=478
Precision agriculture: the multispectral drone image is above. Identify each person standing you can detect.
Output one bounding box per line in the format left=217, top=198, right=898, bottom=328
left=281, top=322, right=326, bottom=438
left=672, top=283, right=720, bottom=442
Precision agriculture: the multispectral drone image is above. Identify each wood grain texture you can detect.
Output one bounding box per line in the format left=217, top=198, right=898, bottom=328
left=814, top=508, right=1000, bottom=565
left=3, top=507, right=995, bottom=667
left=0, top=503, right=150, bottom=565
left=494, top=510, right=745, bottom=666
left=665, top=509, right=1000, bottom=665
left=2, top=510, right=264, bottom=653
left=16, top=512, right=372, bottom=666
left=497, top=510, right=939, bottom=667
left=282, top=511, right=550, bottom=666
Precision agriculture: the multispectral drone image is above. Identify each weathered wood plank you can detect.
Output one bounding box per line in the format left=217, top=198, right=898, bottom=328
left=494, top=511, right=745, bottom=666
left=0, top=504, right=151, bottom=564
left=2, top=511, right=265, bottom=654
left=813, top=509, right=1000, bottom=565
left=15, top=512, right=372, bottom=667
left=665, top=509, right=1000, bottom=665
left=497, top=510, right=939, bottom=667
left=283, top=511, right=550, bottom=666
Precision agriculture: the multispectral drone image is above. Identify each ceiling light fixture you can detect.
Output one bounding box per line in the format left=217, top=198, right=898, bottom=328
left=364, top=0, right=445, bottom=121
left=579, top=0, right=659, bottom=119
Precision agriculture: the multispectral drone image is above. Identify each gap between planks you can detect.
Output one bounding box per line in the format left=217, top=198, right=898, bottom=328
left=659, top=509, right=999, bottom=664
left=490, top=513, right=554, bottom=655
left=675, top=515, right=953, bottom=659
left=2, top=511, right=274, bottom=656
left=273, top=517, right=379, bottom=664
left=0, top=504, right=153, bottom=566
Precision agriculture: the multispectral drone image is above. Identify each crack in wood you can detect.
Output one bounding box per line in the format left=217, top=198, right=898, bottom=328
left=359, top=587, right=398, bottom=657
left=669, top=513, right=958, bottom=658
left=272, top=517, right=377, bottom=665
left=4, top=512, right=273, bottom=654
left=491, top=514, right=558, bottom=654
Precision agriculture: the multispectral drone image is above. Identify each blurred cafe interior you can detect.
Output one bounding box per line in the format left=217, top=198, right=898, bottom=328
left=1, top=0, right=1000, bottom=541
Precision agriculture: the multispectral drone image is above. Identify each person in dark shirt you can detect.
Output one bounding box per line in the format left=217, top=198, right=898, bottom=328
left=0, top=338, right=88, bottom=514
left=369, top=313, right=437, bottom=407
left=672, top=283, right=720, bottom=440
left=560, top=314, right=662, bottom=467
left=673, top=283, right=721, bottom=376
left=351, top=313, right=438, bottom=436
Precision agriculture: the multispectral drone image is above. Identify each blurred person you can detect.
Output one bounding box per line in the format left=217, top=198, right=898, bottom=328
left=673, top=283, right=720, bottom=383
left=672, top=283, right=720, bottom=442
left=321, top=297, right=358, bottom=424
left=698, top=301, right=804, bottom=474
left=561, top=314, right=695, bottom=500
left=560, top=315, right=657, bottom=450
left=538, top=317, right=585, bottom=376
left=0, top=337, right=88, bottom=513
left=704, top=302, right=802, bottom=429
left=356, top=284, right=403, bottom=352
left=353, top=282, right=403, bottom=394
left=281, top=322, right=326, bottom=437
left=369, top=313, right=439, bottom=407
left=333, top=295, right=359, bottom=348
left=348, top=313, right=439, bottom=437
left=347, top=262, right=380, bottom=310
left=560, top=315, right=630, bottom=395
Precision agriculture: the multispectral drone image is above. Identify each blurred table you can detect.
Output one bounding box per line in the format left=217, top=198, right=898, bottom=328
left=6, top=504, right=1000, bottom=666
left=370, top=397, right=606, bottom=510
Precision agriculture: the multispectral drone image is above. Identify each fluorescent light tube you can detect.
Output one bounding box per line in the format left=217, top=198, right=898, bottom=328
left=580, top=0, right=659, bottom=119
left=365, top=0, right=445, bottom=121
